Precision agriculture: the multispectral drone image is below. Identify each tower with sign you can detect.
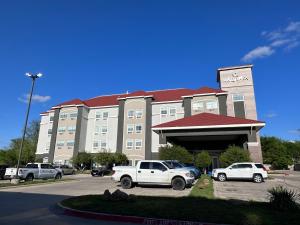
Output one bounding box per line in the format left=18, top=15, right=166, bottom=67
left=217, top=65, right=263, bottom=162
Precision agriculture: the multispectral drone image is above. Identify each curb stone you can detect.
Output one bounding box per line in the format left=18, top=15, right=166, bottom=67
left=57, top=202, right=229, bottom=225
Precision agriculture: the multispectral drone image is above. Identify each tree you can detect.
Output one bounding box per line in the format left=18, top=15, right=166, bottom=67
left=113, top=153, right=128, bottom=165
left=219, top=145, right=250, bottom=167
left=71, top=152, right=92, bottom=170
left=94, top=152, right=114, bottom=166
left=195, top=151, right=212, bottom=174
left=261, top=136, right=293, bottom=169
left=159, top=145, right=193, bottom=163
left=25, top=120, right=40, bottom=149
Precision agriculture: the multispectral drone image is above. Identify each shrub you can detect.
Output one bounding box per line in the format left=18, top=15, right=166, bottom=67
left=71, top=152, right=93, bottom=170
left=219, top=145, right=250, bottom=167
left=159, top=144, right=193, bottom=163
left=94, top=152, right=115, bottom=166
left=195, top=151, right=212, bottom=173
left=268, top=186, right=299, bottom=211
left=242, top=213, right=262, bottom=225
left=113, top=153, right=128, bottom=165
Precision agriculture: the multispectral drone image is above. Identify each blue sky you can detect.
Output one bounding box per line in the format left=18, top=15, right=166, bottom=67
left=0, top=0, right=299, bottom=148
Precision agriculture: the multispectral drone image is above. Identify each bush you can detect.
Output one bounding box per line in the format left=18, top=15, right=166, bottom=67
left=113, top=153, right=128, bottom=165
left=219, top=145, right=250, bottom=167
left=268, top=186, right=299, bottom=211
left=159, top=144, right=193, bottom=163
left=71, top=152, right=92, bottom=170
left=195, top=151, right=212, bottom=173
left=94, top=152, right=115, bottom=166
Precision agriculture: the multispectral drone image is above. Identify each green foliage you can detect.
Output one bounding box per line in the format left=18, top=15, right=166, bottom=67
left=195, top=151, right=212, bottom=170
left=159, top=144, right=193, bottom=163
left=268, top=186, right=300, bottom=211
left=219, top=145, right=250, bottom=167
left=94, top=152, right=114, bottom=166
left=72, top=152, right=93, bottom=169
left=261, top=136, right=293, bottom=169
left=113, top=153, right=128, bottom=165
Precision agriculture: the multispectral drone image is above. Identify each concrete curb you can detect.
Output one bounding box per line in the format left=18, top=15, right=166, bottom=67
left=57, top=202, right=228, bottom=225
left=0, top=179, right=77, bottom=190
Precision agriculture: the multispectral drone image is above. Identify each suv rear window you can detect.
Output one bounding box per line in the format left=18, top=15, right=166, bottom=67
left=255, top=164, right=265, bottom=169
left=140, top=162, right=150, bottom=169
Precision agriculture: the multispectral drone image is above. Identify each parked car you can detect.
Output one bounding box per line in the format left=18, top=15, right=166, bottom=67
left=212, top=162, right=268, bottom=183
left=91, top=165, right=112, bottom=177
left=54, top=165, right=76, bottom=175
left=112, top=160, right=195, bottom=190
left=5, top=163, right=62, bottom=181
left=164, top=160, right=201, bottom=178
left=0, top=165, right=9, bottom=180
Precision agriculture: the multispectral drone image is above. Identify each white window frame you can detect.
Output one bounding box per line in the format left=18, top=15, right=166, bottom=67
left=101, top=141, right=107, bottom=150
left=169, top=107, right=176, bottom=117
left=128, top=110, right=135, bottom=119
left=67, top=126, right=76, bottom=133
left=232, top=93, right=245, bottom=102
left=101, top=126, right=108, bottom=134
left=69, top=112, right=77, bottom=120
left=58, top=126, right=66, bottom=133
left=60, top=113, right=67, bottom=120
left=160, top=107, right=168, bottom=117
left=206, top=100, right=218, bottom=110
left=95, top=111, right=101, bottom=119
left=135, top=110, right=143, bottom=119
left=127, top=124, right=134, bottom=134
left=135, top=139, right=142, bottom=150
left=192, top=101, right=205, bottom=112
left=94, top=125, right=100, bottom=134
left=56, top=141, right=65, bottom=147
left=102, top=112, right=109, bottom=120
left=135, top=124, right=142, bottom=134
left=126, top=139, right=134, bottom=150
left=93, top=141, right=99, bottom=149
left=67, top=140, right=75, bottom=147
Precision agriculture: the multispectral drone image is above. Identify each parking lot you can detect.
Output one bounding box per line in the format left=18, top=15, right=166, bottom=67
left=214, top=171, right=300, bottom=202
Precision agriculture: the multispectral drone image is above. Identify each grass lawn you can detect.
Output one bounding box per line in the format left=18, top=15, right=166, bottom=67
left=0, top=178, right=75, bottom=188
left=61, top=175, right=300, bottom=225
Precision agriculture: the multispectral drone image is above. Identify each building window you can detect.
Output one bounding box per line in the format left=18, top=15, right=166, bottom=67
left=101, top=141, right=107, bottom=150
left=93, top=141, right=99, bottom=148
left=169, top=107, right=176, bottom=116
left=126, top=139, right=133, bottom=149
left=135, top=124, right=142, bottom=134
left=192, top=101, right=204, bottom=112
left=70, top=112, right=77, bottom=120
left=128, top=110, right=135, bottom=118
left=48, top=129, right=52, bottom=135
left=160, top=107, right=168, bottom=117
left=67, top=140, right=74, bottom=147
left=127, top=124, right=134, bottom=134
left=60, top=113, right=67, bottom=120
left=136, top=110, right=143, bottom=119
left=95, top=111, right=101, bottom=119
left=58, top=127, right=66, bottom=133
left=206, top=100, right=218, bottom=110
left=233, top=94, right=244, bottom=102
left=135, top=139, right=142, bottom=150
left=68, top=126, right=76, bottom=133
left=94, top=125, right=100, bottom=134
left=49, top=116, right=54, bottom=122
left=103, top=112, right=109, bottom=120
left=101, top=126, right=108, bottom=134
left=56, top=141, right=65, bottom=147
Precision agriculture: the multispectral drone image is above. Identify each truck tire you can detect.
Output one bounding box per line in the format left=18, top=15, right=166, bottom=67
left=120, top=176, right=132, bottom=189
left=55, top=173, right=62, bottom=180
left=172, top=177, right=186, bottom=190
left=25, top=174, right=34, bottom=182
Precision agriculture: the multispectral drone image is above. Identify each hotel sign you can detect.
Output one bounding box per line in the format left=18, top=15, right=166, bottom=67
left=224, top=73, right=249, bottom=83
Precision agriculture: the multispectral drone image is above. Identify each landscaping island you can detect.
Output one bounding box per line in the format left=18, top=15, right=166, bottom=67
left=60, top=176, right=300, bottom=225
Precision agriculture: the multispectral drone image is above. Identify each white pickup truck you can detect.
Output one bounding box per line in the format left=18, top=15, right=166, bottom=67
left=112, top=160, right=195, bottom=190
left=5, top=163, right=62, bottom=181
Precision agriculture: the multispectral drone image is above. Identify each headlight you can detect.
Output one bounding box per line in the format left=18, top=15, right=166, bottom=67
left=185, top=172, right=193, bottom=178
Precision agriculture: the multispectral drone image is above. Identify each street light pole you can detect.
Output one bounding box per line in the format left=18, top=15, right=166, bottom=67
left=12, top=73, right=42, bottom=184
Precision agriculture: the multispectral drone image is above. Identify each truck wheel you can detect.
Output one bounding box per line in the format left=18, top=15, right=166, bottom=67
left=121, top=176, right=132, bottom=189
left=55, top=173, right=62, bottom=180
left=172, top=177, right=186, bottom=190
left=253, top=174, right=263, bottom=183
left=217, top=173, right=226, bottom=182
left=25, top=174, right=34, bottom=182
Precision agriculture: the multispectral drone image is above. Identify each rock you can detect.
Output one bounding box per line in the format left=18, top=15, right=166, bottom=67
left=103, top=189, right=111, bottom=200
left=110, top=189, right=129, bottom=201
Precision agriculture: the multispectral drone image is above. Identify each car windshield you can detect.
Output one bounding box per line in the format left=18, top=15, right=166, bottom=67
left=162, top=161, right=174, bottom=169
left=171, top=161, right=184, bottom=168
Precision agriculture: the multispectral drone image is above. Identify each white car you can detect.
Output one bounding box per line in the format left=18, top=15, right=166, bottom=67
left=212, top=162, right=268, bottom=183
left=5, top=163, right=62, bottom=181
left=112, top=160, right=195, bottom=190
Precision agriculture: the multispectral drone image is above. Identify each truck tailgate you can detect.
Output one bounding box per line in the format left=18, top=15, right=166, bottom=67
left=5, top=168, right=17, bottom=176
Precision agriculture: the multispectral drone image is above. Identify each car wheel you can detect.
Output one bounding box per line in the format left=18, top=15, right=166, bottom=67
left=172, top=177, right=186, bottom=191
left=217, top=173, right=226, bottom=182
left=55, top=173, right=62, bottom=180
left=120, top=176, right=132, bottom=189
left=253, top=174, right=263, bottom=183
left=25, top=174, right=34, bottom=182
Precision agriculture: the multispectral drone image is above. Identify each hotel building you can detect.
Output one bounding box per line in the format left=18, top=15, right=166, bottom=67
left=36, top=65, right=265, bottom=168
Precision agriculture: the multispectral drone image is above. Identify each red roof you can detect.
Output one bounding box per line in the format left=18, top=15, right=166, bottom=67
left=52, top=87, right=226, bottom=108
left=153, top=113, right=265, bottom=130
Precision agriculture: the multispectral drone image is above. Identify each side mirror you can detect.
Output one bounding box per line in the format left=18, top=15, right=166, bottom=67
left=229, top=167, right=232, bottom=170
